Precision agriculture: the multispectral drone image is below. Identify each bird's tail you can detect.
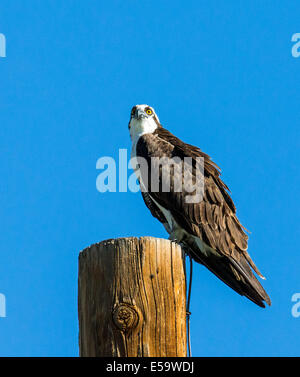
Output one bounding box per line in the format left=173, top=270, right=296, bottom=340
left=182, top=239, right=271, bottom=308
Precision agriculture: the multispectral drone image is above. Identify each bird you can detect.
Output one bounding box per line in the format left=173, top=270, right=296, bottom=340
left=128, top=104, right=271, bottom=308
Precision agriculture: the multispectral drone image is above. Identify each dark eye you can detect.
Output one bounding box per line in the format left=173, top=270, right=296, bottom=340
left=146, top=108, right=153, bottom=115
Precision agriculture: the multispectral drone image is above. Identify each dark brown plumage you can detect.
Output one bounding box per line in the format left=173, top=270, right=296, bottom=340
left=136, top=126, right=271, bottom=308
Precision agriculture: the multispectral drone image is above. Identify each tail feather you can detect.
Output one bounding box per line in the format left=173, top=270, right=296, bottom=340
left=182, top=240, right=271, bottom=308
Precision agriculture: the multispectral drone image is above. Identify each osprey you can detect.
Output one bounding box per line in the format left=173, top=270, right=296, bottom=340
left=129, top=104, right=271, bottom=308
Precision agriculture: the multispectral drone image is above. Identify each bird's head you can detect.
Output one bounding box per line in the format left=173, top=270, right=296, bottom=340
left=128, top=104, right=161, bottom=141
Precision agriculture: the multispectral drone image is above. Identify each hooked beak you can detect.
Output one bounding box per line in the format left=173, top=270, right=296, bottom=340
left=134, top=108, right=148, bottom=120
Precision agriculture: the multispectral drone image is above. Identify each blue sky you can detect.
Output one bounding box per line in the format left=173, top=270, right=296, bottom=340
left=0, top=0, right=299, bottom=356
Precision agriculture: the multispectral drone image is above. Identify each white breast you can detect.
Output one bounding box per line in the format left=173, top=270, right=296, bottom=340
left=130, top=118, right=158, bottom=160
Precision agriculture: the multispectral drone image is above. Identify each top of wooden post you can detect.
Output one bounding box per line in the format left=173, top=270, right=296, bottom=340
left=78, top=236, right=187, bottom=357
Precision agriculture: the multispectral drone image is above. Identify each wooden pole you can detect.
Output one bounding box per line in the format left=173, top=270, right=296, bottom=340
left=78, top=236, right=187, bottom=357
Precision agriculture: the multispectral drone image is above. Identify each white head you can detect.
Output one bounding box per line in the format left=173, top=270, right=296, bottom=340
left=128, top=104, right=161, bottom=141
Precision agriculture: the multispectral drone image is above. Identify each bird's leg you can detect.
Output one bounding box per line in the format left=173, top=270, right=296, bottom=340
left=168, top=228, right=185, bottom=243
left=168, top=231, right=176, bottom=241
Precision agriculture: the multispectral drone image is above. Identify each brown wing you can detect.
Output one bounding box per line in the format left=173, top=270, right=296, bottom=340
left=136, top=127, right=271, bottom=307
left=141, top=191, right=171, bottom=233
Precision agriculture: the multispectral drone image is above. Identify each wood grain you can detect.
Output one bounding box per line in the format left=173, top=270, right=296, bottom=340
left=78, top=237, right=187, bottom=357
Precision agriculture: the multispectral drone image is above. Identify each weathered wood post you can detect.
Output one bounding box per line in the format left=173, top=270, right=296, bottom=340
left=78, top=237, right=187, bottom=357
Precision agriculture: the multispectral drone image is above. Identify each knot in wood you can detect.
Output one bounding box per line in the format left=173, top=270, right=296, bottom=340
left=113, top=303, right=139, bottom=332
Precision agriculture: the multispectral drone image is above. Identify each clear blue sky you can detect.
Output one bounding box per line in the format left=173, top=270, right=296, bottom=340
left=0, top=0, right=299, bottom=356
